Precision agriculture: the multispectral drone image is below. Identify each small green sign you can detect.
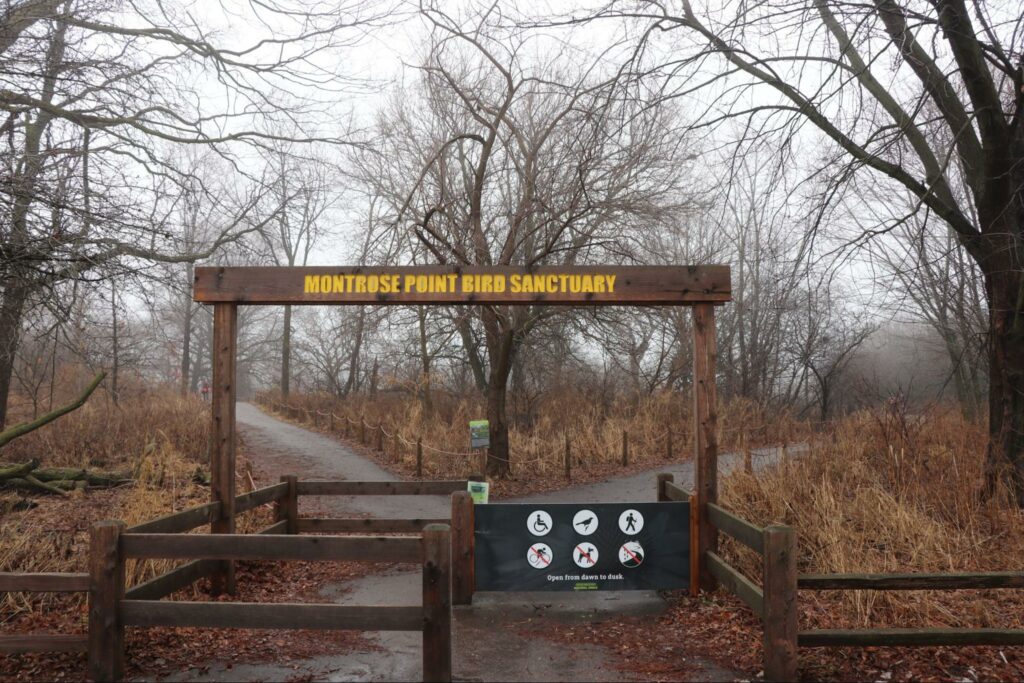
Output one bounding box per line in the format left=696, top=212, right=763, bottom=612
left=468, top=480, right=490, bottom=504
left=470, top=419, right=490, bottom=449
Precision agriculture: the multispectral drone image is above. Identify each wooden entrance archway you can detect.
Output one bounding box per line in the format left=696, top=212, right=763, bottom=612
left=193, top=265, right=731, bottom=593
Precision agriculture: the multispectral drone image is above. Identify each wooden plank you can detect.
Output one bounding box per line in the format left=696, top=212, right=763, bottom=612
left=88, top=520, right=125, bottom=682
left=422, top=524, right=452, bottom=683
left=707, top=552, right=763, bottom=617
left=235, top=482, right=288, bottom=514
left=258, top=520, right=289, bottom=535
left=121, top=533, right=422, bottom=563
left=296, top=518, right=447, bottom=533
left=297, top=480, right=468, bottom=496
left=656, top=473, right=674, bottom=501
left=707, top=503, right=764, bottom=554
left=798, top=571, right=1024, bottom=591
left=120, top=601, right=423, bottom=631
left=211, top=302, right=238, bottom=595
left=125, top=560, right=218, bottom=601
left=0, top=572, right=89, bottom=592
left=127, top=502, right=220, bottom=534
left=693, top=303, right=719, bottom=591
left=762, top=525, right=798, bottom=682
left=662, top=480, right=689, bottom=502
left=193, top=265, right=732, bottom=306
left=451, top=492, right=474, bottom=606
left=0, top=634, right=88, bottom=654
left=689, top=494, right=700, bottom=598
left=798, top=628, right=1024, bottom=647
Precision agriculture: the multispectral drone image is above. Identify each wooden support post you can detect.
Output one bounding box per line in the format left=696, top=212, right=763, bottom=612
left=693, top=303, right=719, bottom=591
left=282, top=474, right=299, bottom=535
left=656, top=472, right=674, bottom=502
left=211, top=302, right=237, bottom=595
left=422, top=523, right=452, bottom=683
left=667, top=429, right=674, bottom=461
left=564, top=434, right=571, bottom=480
left=313, top=410, right=319, bottom=428
left=744, top=435, right=753, bottom=474
left=377, top=424, right=384, bottom=452
left=621, top=430, right=629, bottom=467
left=88, top=521, right=125, bottom=682
left=451, top=492, right=474, bottom=606
left=479, top=448, right=487, bottom=475
left=360, top=418, right=366, bottom=444
left=689, top=494, right=700, bottom=598
left=416, top=438, right=423, bottom=478
left=763, top=525, right=798, bottom=682
left=329, top=411, right=335, bottom=431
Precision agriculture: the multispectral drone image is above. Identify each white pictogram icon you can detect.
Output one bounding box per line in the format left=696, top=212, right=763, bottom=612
left=527, top=543, right=553, bottom=569
left=572, top=509, right=598, bottom=536
left=573, top=543, right=599, bottom=568
left=619, top=541, right=644, bottom=568
left=618, top=509, right=644, bottom=534
left=528, top=510, right=553, bottom=536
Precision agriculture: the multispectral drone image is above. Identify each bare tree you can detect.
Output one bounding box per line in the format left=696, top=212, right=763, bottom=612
left=547, top=0, right=1024, bottom=499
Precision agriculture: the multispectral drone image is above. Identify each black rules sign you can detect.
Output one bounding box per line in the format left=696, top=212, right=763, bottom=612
left=474, top=502, right=690, bottom=592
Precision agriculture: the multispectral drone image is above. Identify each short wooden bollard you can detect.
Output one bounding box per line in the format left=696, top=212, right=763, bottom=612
left=743, top=437, right=753, bottom=474
left=329, top=412, right=335, bottom=431
left=564, top=434, right=571, bottom=480
left=360, top=418, right=366, bottom=444
left=89, top=521, right=125, bottom=682
left=451, top=492, right=474, bottom=605
left=621, top=430, right=629, bottom=467
left=422, top=524, right=452, bottom=682
left=416, top=438, right=423, bottom=478
left=667, top=429, right=673, bottom=460
left=376, top=424, right=384, bottom=452
left=763, top=524, right=798, bottom=682
left=478, top=448, right=488, bottom=475
left=656, top=472, right=674, bottom=501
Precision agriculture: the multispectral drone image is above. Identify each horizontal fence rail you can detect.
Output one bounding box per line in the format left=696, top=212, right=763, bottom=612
left=707, top=551, right=764, bottom=617
left=0, top=634, right=89, bottom=654
left=296, top=480, right=468, bottom=496
left=799, top=571, right=1024, bottom=591
left=297, top=517, right=448, bottom=534
left=0, top=572, right=89, bottom=592
left=799, top=628, right=1024, bottom=647
left=121, top=601, right=424, bottom=632
left=707, top=503, right=764, bottom=554
left=121, top=533, right=422, bottom=563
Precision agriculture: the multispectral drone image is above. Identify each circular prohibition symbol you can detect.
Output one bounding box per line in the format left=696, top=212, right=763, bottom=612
left=573, top=542, right=599, bottom=568
left=527, top=543, right=553, bottom=569
left=619, top=541, right=644, bottom=568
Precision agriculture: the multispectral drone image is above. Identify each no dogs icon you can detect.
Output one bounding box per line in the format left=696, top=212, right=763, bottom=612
left=573, top=543, right=599, bottom=568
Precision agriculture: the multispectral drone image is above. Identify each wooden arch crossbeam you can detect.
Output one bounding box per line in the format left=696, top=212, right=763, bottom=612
left=192, top=265, right=731, bottom=594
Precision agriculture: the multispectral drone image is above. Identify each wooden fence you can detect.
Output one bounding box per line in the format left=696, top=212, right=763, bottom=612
left=658, top=472, right=1024, bottom=682
left=1, top=477, right=466, bottom=682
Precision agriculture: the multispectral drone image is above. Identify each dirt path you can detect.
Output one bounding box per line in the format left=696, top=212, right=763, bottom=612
left=168, top=403, right=752, bottom=683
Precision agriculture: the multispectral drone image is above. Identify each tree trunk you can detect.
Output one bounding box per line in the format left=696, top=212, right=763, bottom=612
left=180, top=263, right=194, bottom=396
left=110, top=281, right=119, bottom=405
left=483, top=309, right=516, bottom=478
left=984, top=266, right=1024, bottom=503
left=281, top=303, right=292, bottom=397
left=0, top=285, right=28, bottom=430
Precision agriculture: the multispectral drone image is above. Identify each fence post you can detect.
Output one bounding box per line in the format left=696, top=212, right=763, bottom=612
left=564, top=434, right=571, bottom=480
left=329, top=411, right=335, bottom=431
left=451, top=492, right=474, bottom=606
left=621, top=429, right=629, bottom=467
left=667, top=429, right=673, bottom=461
left=415, top=438, right=424, bottom=478
left=377, top=424, right=384, bottom=452
left=281, top=474, right=298, bottom=534
left=422, top=523, right=452, bottom=683
left=89, top=520, right=125, bottom=682
left=744, top=434, right=753, bottom=474
left=479, top=448, right=488, bottom=475
left=656, top=472, right=674, bottom=501
left=360, top=417, right=366, bottom=444
left=763, top=524, right=798, bottom=682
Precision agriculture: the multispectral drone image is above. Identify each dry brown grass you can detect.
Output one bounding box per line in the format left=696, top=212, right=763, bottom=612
left=720, top=403, right=1024, bottom=631
left=0, top=385, right=257, bottom=617
left=265, top=390, right=812, bottom=481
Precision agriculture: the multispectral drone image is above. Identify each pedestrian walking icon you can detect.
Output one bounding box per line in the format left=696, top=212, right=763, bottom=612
left=528, top=510, right=553, bottom=536
left=619, top=541, right=644, bottom=568
left=573, top=543, right=599, bottom=568
left=618, top=509, right=644, bottom=534
left=527, top=543, right=553, bottom=569
left=572, top=509, right=598, bottom=535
